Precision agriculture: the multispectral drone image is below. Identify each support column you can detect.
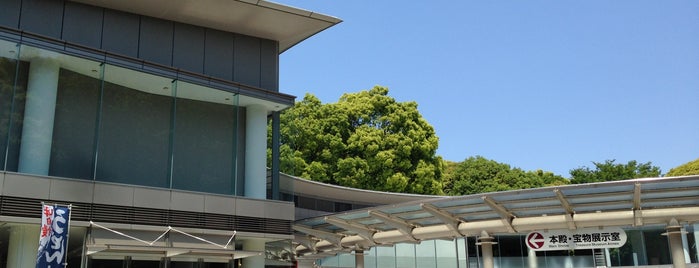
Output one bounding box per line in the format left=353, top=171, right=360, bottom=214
left=18, top=58, right=60, bottom=175
left=7, top=225, right=39, bottom=268
left=355, top=250, right=364, bottom=268
left=477, top=231, right=496, bottom=268
left=244, top=104, right=267, bottom=199
left=243, top=239, right=265, bottom=268
left=666, top=218, right=687, bottom=268
left=527, top=247, right=537, bottom=268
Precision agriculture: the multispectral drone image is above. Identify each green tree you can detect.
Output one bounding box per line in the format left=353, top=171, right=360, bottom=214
left=271, top=86, right=443, bottom=195
left=569, top=159, right=661, bottom=184
left=666, top=158, right=699, bottom=176
left=446, top=156, right=568, bottom=195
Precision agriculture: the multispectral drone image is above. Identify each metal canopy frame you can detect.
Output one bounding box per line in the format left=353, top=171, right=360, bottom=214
left=293, top=175, right=699, bottom=257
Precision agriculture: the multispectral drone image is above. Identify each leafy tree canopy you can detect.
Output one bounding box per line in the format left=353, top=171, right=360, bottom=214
left=444, top=156, right=568, bottom=195
left=666, top=158, right=699, bottom=176
left=271, top=86, right=443, bottom=195
left=569, top=159, right=661, bottom=184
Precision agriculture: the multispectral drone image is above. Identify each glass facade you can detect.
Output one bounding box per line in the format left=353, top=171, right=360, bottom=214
left=318, top=225, right=699, bottom=268
left=0, top=40, right=243, bottom=195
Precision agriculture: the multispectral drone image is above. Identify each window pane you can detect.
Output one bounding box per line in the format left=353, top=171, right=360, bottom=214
left=416, top=240, right=436, bottom=268
left=50, top=62, right=101, bottom=179
left=95, top=64, right=172, bottom=187
left=0, top=42, right=28, bottom=172
left=171, top=80, right=238, bottom=194
left=377, top=246, right=396, bottom=268
left=436, top=240, right=457, bottom=268
left=396, top=243, right=415, bottom=268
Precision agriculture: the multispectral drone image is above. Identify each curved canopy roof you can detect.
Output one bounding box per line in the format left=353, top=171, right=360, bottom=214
left=70, top=0, right=341, bottom=53
left=293, top=175, right=699, bottom=257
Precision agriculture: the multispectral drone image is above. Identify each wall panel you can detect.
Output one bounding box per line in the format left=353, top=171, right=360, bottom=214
left=0, top=0, right=21, bottom=28
left=62, top=2, right=103, bottom=48
left=204, top=29, right=235, bottom=80
left=260, top=39, right=279, bottom=91
left=19, top=0, right=64, bottom=38
left=102, top=9, right=140, bottom=57
left=139, top=17, right=174, bottom=66
left=173, top=23, right=205, bottom=73
left=234, top=35, right=261, bottom=87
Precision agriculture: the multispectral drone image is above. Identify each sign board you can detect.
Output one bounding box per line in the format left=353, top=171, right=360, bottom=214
left=526, top=227, right=626, bottom=251
left=37, top=204, right=71, bottom=268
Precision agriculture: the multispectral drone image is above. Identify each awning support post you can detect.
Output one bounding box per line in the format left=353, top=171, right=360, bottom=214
left=665, top=218, right=687, bottom=268
left=476, top=231, right=496, bottom=268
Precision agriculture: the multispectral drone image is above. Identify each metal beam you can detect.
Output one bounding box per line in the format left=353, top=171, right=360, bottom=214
left=634, top=183, right=643, bottom=226
left=420, top=203, right=462, bottom=237
left=324, top=217, right=377, bottom=245
left=554, top=189, right=577, bottom=230
left=482, top=196, right=516, bottom=233
left=292, top=225, right=343, bottom=247
left=633, top=183, right=642, bottom=210
left=554, top=189, right=574, bottom=213
left=368, top=210, right=417, bottom=241
left=294, top=235, right=318, bottom=254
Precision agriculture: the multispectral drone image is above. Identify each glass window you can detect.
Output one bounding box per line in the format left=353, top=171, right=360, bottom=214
left=644, top=228, right=671, bottom=265
left=395, top=243, right=415, bottom=268
left=95, top=64, right=173, bottom=187
left=365, top=247, right=377, bottom=268
left=171, top=81, right=239, bottom=194
left=415, top=240, right=436, bottom=268
left=338, top=253, right=355, bottom=268
left=435, top=239, right=457, bottom=268
left=0, top=41, right=28, bottom=172
left=320, top=255, right=339, bottom=267
left=456, top=238, right=467, bottom=268
left=689, top=224, right=699, bottom=264
left=609, top=229, right=646, bottom=266
left=377, top=246, right=396, bottom=268
left=50, top=64, right=102, bottom=180
left=496, top=235, right=524, bottom=268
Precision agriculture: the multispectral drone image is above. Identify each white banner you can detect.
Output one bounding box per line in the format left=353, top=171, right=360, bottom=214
left=525, top=227, right=626, bottom=251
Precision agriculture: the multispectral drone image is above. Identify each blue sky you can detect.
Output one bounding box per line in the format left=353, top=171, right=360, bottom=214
left=277, top=1, right=699, bottom=177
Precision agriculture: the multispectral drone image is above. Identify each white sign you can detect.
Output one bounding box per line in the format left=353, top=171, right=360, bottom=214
left=526, top=227, right=627, bottom=251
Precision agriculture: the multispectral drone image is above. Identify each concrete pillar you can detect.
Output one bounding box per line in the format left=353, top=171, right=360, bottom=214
left=666, top=219, right=687, bottom=268
left=18, top=58, right=60, bottom=175
left=242, top=239, right=265, bottom=268
left=527, top=247, right=537, bottom=268
left=355, top=250, right=365, bottom=268
left=477, top=231, right=496, bottom=268
left=7, top=224, right=39, bottom=268
left=244, top=104, right=267, bottom=199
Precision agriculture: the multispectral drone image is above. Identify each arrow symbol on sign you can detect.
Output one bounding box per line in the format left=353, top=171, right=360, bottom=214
left=527, top=232, right=545, bottom=249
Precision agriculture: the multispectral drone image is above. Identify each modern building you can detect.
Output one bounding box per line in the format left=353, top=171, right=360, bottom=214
left=0, top=0, right=339, bottom=267
left=290, top=175, right=699, bottom=268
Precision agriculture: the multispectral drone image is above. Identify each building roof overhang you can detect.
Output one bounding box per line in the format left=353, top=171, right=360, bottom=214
left=293, top=175, right=699, bottom=258
left=69, top=0, right=341, bottom=53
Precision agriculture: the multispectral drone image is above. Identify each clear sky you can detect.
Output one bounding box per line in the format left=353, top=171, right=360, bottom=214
left=277, top=0, right=699, bottom=177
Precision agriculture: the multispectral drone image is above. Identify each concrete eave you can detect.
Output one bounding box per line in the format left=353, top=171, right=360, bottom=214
left=69, top=0, right=341, bottom=53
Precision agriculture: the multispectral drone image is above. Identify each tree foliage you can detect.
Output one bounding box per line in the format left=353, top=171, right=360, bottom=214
left=272, top=86, right=443, bottom=195
left=666, top=158, right=699, bottom=177
left=569, top=159, right=661, bottom=184
left=444, top=156, right=568, bottom=195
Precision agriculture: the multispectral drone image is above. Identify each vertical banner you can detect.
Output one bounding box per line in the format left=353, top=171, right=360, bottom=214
left=37, top=203, right=71, bottom=268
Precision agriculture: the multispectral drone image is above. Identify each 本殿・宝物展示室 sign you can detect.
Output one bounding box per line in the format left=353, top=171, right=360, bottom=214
left=526, top=227, right=627, bottom=251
